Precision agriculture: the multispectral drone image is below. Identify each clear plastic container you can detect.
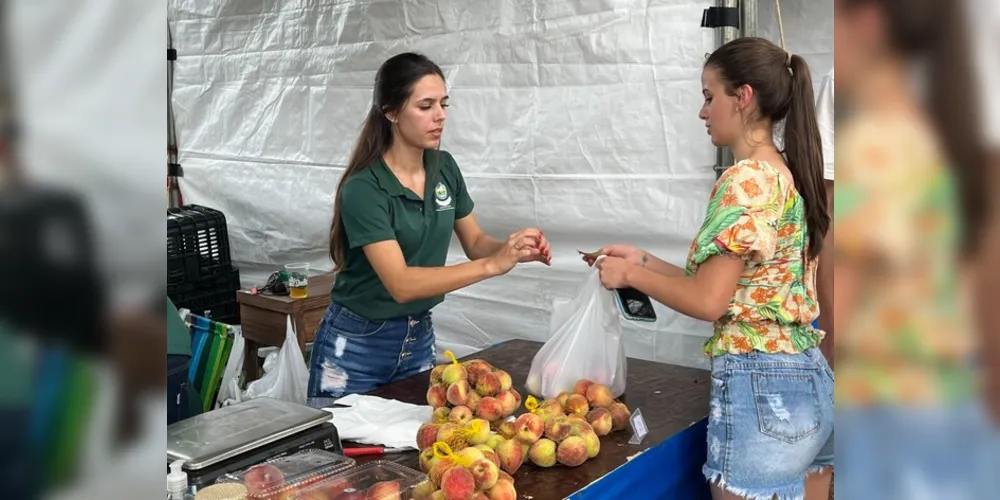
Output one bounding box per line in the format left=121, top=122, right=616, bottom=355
left=293, top=460, right=428, bottom=500
left=216, top=449, right=355, bottom=499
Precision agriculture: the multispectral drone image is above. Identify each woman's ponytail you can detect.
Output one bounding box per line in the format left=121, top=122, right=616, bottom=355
left=783, top=54, right=829, bottom=261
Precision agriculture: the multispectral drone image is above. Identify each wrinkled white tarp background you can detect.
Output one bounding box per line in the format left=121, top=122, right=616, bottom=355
left=169, top=0, right=833, bottom=369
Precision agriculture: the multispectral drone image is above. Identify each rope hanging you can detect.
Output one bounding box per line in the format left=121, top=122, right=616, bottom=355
left=774, top=0, right=787, bottom=50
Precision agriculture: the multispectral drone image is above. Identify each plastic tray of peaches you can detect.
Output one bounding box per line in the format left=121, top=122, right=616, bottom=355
left=199, top=449, right=430, bottom=499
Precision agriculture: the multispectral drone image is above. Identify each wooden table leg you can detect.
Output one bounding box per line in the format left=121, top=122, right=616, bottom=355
left=244, top=338, right=261, bottom=383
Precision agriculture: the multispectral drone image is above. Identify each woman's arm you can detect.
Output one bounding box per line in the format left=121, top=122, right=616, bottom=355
left=454, top=213, right=504, bottom=260
left=638, top=251, right=688, bottom=278
left=364, top=228, right=542, bottom=303
left=364, top=241, right=497, bottom=303
left=455, top=213, right=551, bottom=264
left=601, top=254, right=743, bottom=322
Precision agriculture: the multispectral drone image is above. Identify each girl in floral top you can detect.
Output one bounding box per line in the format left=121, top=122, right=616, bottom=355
left=587, top=37, right=834, bottom=500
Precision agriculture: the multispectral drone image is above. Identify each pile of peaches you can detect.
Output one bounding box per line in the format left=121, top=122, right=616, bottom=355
left=415, top=355, right=633, bottom=500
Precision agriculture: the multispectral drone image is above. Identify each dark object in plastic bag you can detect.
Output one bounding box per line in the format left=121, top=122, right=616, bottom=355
left=613, top=287, right=657, bottom=322
left=252, top=271, right=288, bottom=296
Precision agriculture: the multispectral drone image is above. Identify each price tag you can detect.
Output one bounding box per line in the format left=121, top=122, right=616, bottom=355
left=628, top=407, right=648, bottom=445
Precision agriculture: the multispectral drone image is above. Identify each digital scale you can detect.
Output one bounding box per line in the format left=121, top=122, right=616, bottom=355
left=167, top=397, right=345, bottom=489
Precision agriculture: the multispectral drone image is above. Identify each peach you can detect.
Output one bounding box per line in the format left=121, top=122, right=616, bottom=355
left=412, top=480, right=437, bottom=500
left=609, top=401, right=631, bottom=431
left=485, top=479, right=517, bottom=500
left=476, top=397, right=504, bottom=422
left=449, top=406, right=474, bottom=425
left=441, top=363, right=468, bottom=386
left=544, top=415, right=572, bottom=442
left=498, top=471, right=515, bottom=485
left=566, top=412, right=587, bottom=423
left=556, top=436, right=588, bottom=467
left=494, top=370, right=513, bottom=392
left=586, top=384, right=615, bottom=409
left=366, top=480, right=401, bottom=500
left=428, top=457, right=456, bottom=488
left=469, top=458, right=500, bottom=491
left=242, top=463, right=284, bottom=496
left=485, top=434, right=504, bottom=450
left=475, top=372, right=501, bottom=397
left=466, top=392, right=481, bottom=413
left=587, top=408, right=613, bottom=436
left=465, top=418, right=491, bottom=445
left=495, top=391, right=518, bottom=417
left=427, top=384, right=449, bottom=408
left=417, top=423, right=441, bottom=450
left=573, top=379, right=594, bottom=396
left=580, top=430, right=601, bottom=459
left=495, top=438, right=525, bottom=475
left=539, top=398, right=563, bottom=412
left=476, top=445, right=500, bottom=468
left=432, top=407, right=451, bottom=424
left=419, top=447, right=436, bottom=473
left=534, top=405, right=562, bottom=425
left=569, top=418, right=594, bottom=437
left=437, top=424, right=468, bottom=452
left=462, top=360, right=493, bottom=384
left=514, top=413, right=544, bottom=445
left=429, top=491, right=447, bottom=500
left=555, top=391, right=573, bottom=408
left=456, top=446, right=485, bottom=464
left=472, top=494, right=489, bottom=500
left=496, top=420, right=516, bottom=440
left=528, top=438, right=557, bottom=467
left=430, top=365, right=445, bottom=385
left=565, top=394, right=590, bottom=415
left=510, top=390, right=522, bottom=409
left=440, top=466, right=476, bottom=500
left=447, top=380, right=471, bottom=407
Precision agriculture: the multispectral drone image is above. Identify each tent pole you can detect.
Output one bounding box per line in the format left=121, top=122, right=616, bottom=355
left=712, top=0, right=740, bottom=178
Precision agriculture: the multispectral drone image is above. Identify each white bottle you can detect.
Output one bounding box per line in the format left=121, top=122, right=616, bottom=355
left=167, top=460, right=190, bottom=499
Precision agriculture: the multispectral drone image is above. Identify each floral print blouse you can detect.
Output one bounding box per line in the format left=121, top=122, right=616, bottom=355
left=834, top=116, right=976, bottom=406
left=685, top=159, right=824, bottom=357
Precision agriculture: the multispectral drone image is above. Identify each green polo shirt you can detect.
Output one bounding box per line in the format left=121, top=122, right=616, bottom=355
left=332, top=149, right=475, bottom=320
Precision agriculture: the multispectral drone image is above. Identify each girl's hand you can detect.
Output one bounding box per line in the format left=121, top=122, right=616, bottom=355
left=519, top=229, right=552, bottom=266
left=582, top=244, right=646, bottom=267
left=487, top=228, right=542, bottom=276
left=596, top=256, right=631, bottom=289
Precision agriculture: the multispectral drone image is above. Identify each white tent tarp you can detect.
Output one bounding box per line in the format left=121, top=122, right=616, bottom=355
left=169, top=0, right=833, bottom=369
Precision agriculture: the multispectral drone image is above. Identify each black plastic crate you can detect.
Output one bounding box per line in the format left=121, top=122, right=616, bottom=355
left=167, top=205, right=233, bottom=286
left=172, top=288, right=240, bottom=326
left=168, top=265, right=241, bottom=297
left=170, top=267, right=242, bottom=325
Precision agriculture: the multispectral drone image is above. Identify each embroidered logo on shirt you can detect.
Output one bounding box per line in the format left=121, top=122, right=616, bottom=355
left=434, top=182, right=453, bottom=211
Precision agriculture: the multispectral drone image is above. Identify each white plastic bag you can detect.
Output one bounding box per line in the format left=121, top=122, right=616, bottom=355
left=215, top=326, right=245, bottom=408
left=526, top=269, right=628, bottom=399
left=242, top=315, right=310, bottom=405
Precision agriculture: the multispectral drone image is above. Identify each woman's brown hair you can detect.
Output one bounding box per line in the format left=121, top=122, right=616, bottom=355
left=706, top=37, right=830, bottom=260
left=328, top=53, right=445, bottom=272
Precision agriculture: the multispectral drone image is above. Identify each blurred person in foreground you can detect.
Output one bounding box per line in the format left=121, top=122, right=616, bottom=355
left=588, top=37, right=833, bottom=500
left=833, top=0, right=1000, bottom=498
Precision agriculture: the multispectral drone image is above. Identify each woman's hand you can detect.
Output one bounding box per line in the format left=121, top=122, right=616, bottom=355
left=519, top=229, right=552, bottom=266
left=582, top=244, right=646, bottom=267
left=596, top=256, right=632, bottom=289
left=486, top=228, right=543, bottom=276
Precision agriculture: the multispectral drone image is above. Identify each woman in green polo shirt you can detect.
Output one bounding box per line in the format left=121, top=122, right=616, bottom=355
left=307, top=52, right=551, bottom=400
